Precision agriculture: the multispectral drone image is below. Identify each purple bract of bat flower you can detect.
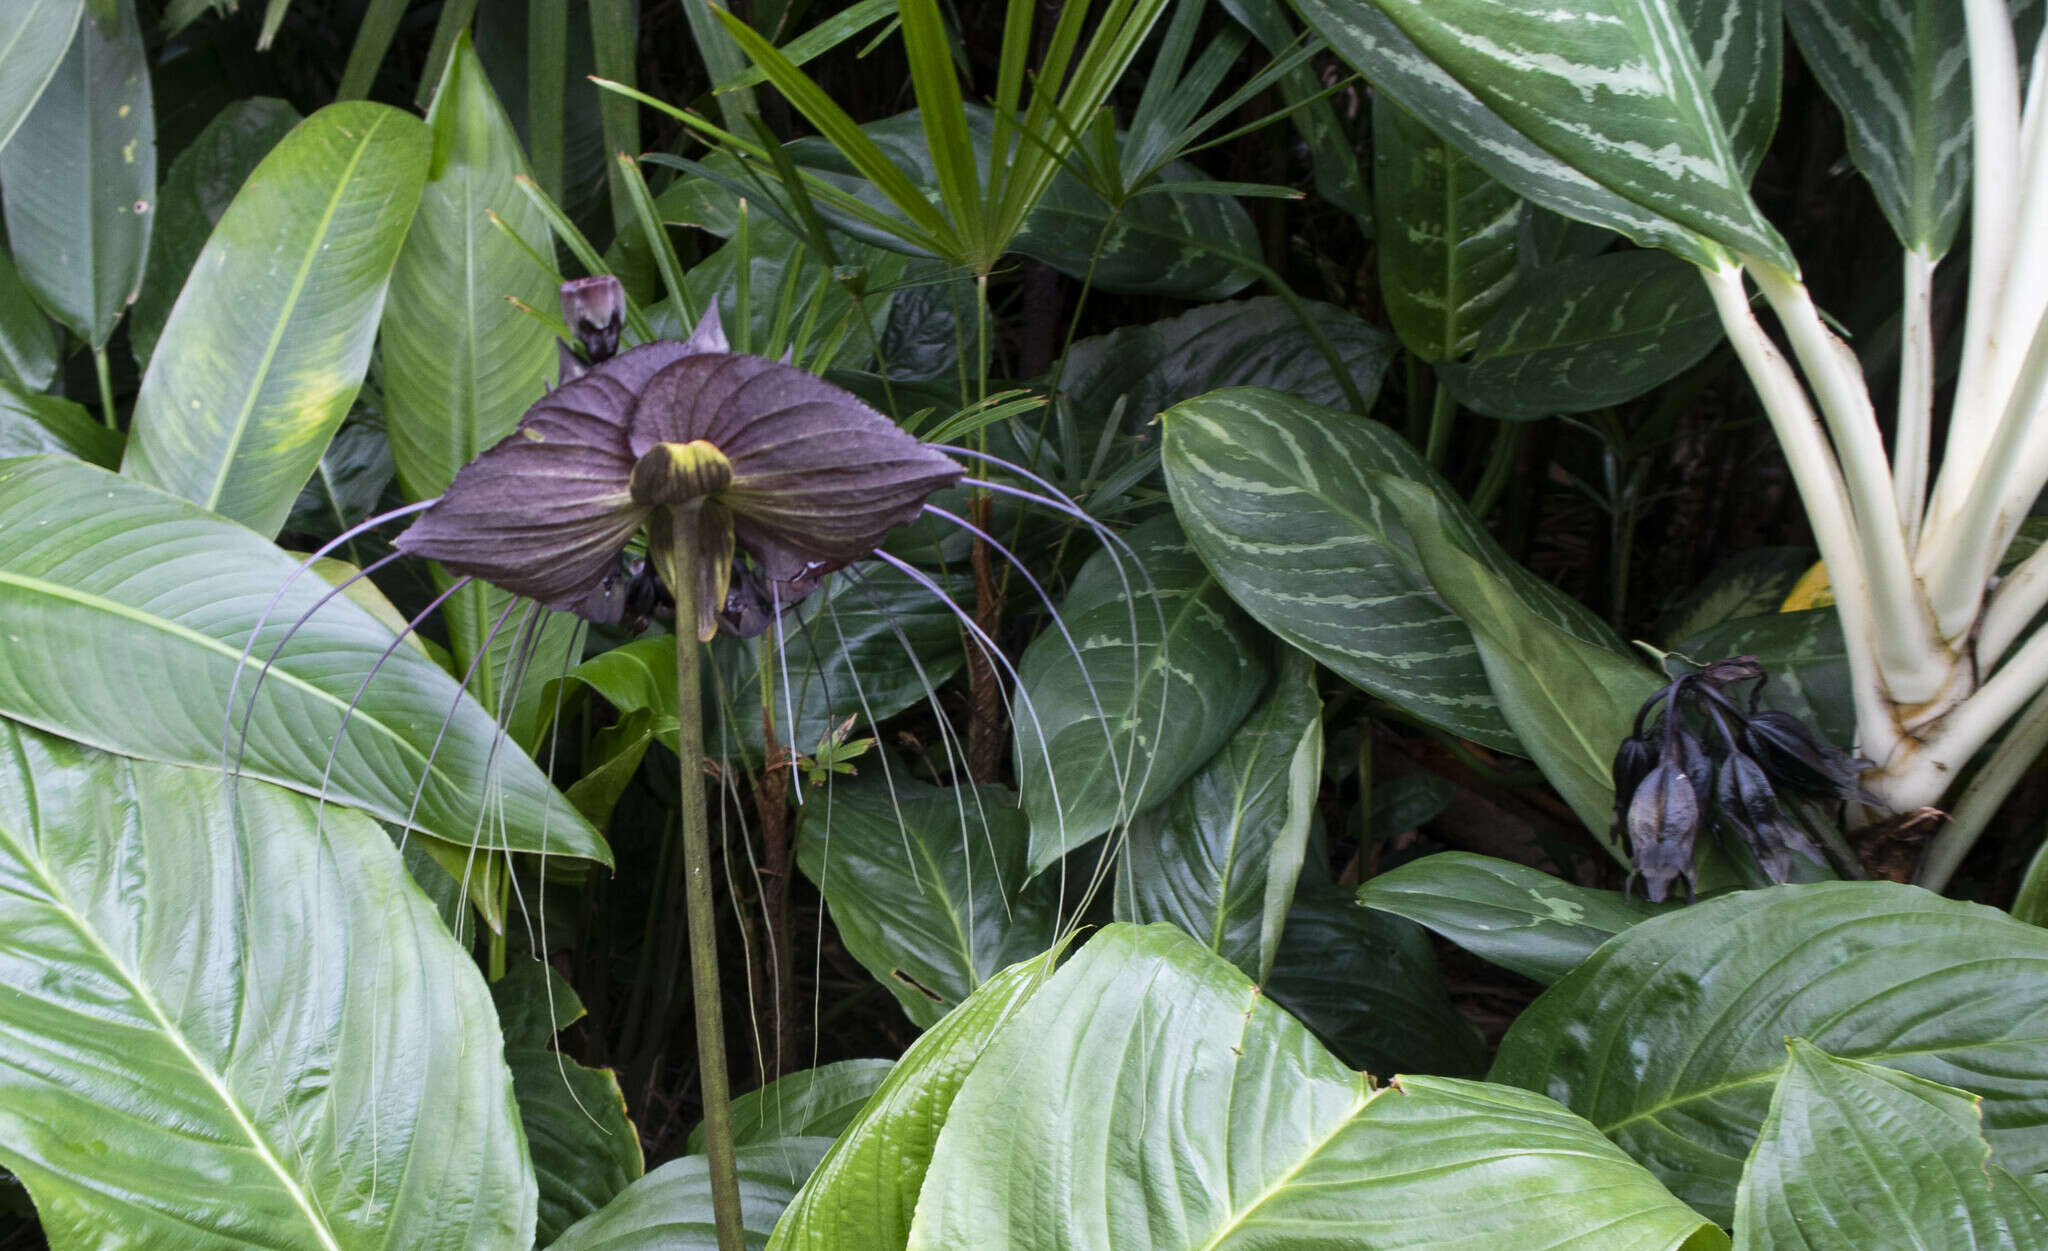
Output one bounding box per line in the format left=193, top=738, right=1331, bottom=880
left=394, top=291, right=963, bottom=639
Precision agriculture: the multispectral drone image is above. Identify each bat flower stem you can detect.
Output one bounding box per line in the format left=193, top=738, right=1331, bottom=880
left=664, top=503, right=745, bottom=1251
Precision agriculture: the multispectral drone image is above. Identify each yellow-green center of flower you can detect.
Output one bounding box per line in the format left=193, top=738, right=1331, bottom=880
left=631, top=439, right=733, bottom=507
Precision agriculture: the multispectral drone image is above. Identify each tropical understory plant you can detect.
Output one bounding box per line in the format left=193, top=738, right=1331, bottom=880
left=5, top=0, right=2048, bottom=1249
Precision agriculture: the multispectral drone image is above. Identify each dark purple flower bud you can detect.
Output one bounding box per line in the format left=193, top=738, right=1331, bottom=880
left=1714, top=750, right=1825, bottom=882
left=1741, top=709, right=1875, bottom=803
left=1609, top=733, right=1658, bottom=845
left=560, top=275, right=626, bottom=375
left=1626, top=761, right=1699, bottom=903
left=1698, top=654, right=1764, bottom=688
left=717, top=557, right=837, bottom=639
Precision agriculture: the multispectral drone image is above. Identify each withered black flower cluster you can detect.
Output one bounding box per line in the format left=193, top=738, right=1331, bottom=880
left=1612, top=655, right=1872, bottom=903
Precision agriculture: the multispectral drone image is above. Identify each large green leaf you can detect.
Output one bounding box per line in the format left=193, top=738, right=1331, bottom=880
left=1678, top=608, right=1853, bottom=747
left=688, top=1059, right=894, bottom=1155
left=1296, top=0, right=1787, bottom=270
left=0, top=0, right=82, bottom=152
left=122, top=101, right=429, bottom=538
left=1013, top=513, right=1270, bottom=871
left=910, top=923, right=1724, bottom=1249
left=1785, top=0, right=1969, bottom=256
left=0, top=383, right=119, bottom=468
left=1116, top=650, right=1323, bottom=982
left=1491, top=881, right=2048, bottom=1225
left=0, top=245, right=57, bottom=391
left=0, top=0, right=153, bottom=348
left=549, top=1139, right=831, bottom=1250
left=129, top=97, right=302, bottom=370
left=1733, top=1040, right=2048, bottom=1250
left=798, top=773, right=1062, bottom=1028
left=1161, top=386, right=1622, bottom=752
left=0, top=721, right=536, bottom=1248
left=494, top=962, right=643, bottom=1245
left=769, top=958, right=1050, bottom=1251
left=1383, top=476, right=1662, bottom=839
left=1652, top=545, right=1813, bottom=644
left=1372, top=97, right=1522, bottom=362
left=1437, top=249, right=1723, bottom=419
left=0, top=455, right=605, bottom=861
left=382, top=37, right=572, bottom=743
left=1357, top=851, right=1666, bottom=984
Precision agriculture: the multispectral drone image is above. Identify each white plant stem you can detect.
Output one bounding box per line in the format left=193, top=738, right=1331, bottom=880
left=1747, top=263, right=1948, bottom=704
left=1915, top=682, right=2048, bottom=891
left=1895, top=249, right=1937, bottom=539
left=1904, top=621, right=2048, bottom=804
left=1701, top=265, right=1901, bottom=769
left=1982, top=540, right=2048, bottom=666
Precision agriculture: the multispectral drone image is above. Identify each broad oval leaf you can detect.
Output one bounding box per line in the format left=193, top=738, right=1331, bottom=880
left=1490, top=881, right=2048, bottom=1225
left=0, top=721, right=536, bottom=1247
left=1357, top=851, right=1667, bottom=984
left=0, top=0, right=154, bottom=348
left=0, top=383, right=119, bottom=468
left=688, top=1059, right=894, bottom=1155
left=1372, top=96, right=1522, bottom=361
left=1296, top=0, right=1788, bottom=270
left=769, top=959, right=1050, bottom=1251
left=549, top=1138, right=831, bottom=1250
left=1116, top=650, right=1323, bottom=982
left=1437, top=249, right=1723, bottom=420
left=908, top=923, right=1724, bottom=1249
left=1160, top=386, right=1621, bottom=752
left=0, top=0, right=82, bottom=153
left=0, top=455, right=606, bottom=861
left=1012, top=513, right=1271, bottom=871
left=1734, top=1040, right=2048, bottom=1249
left=0, top=245, right=57, bottom=391
left=123, top=101, right=429, bottom=538
left=1785, top=0, right=1969, bottom=255
left=798, top=773, right=1061, bottom=1027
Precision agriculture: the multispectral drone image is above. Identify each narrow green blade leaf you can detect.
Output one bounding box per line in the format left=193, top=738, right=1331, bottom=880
left=1160, top=386, right=1622, bottom=752
left=1357, top=851, right=1667, bottom=984
left=1492, top=881, right=2048, bottom=1225
left=0, top=0, right=84, bottom=159
left=1217, top=0, right=1375, bottom=234
left=0, top=0, right=154, bottom=348
left=799, top=774, right=1061, bottom=1027
left=1735, top=1040, right=2048, bottom=1249
left=0, top=455, right=607, bottom=862
left=1116, top=650, right=1323, bottom=982
left=1372, top=97, right=1522, bottom=361
left=1438, top=249, right=1722, bottom=419
left=909, top=923, right=1725, bottom=1248
left=0, top=723, right=537, bottom=1247
left=1013, top=513, right=1271, bottom=871
left=123, top=102, right=430, bottom=538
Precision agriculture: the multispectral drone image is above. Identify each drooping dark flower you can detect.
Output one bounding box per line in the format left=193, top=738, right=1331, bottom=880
left=1714, top=750, right=1825, bottom=882
left=1741, top=709, right=1876, bottom=804
left=395, top=284, right=963, bottom=640
left=1626, top=760, right=1700, bottom=903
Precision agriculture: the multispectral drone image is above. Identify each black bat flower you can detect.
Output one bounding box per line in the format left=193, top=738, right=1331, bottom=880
left=394, top=283, right=963, bottom=640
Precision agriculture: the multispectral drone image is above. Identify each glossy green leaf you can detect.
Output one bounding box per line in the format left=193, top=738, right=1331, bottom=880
left=1383, top=476, right=1662, bottom=838
left=0, top=721, right=536, bottom=1247
left=284, top=418, right=397, bottom=542
left=1653, top=546, right=1813, bottom=645
left=0, top=246, right=57, bottom=391
left=1161, top=386, right=1622, bottom=752
left=1358, top=851, right=1666, bottom=984
left=1734, top=1040, right=2048, bottom=1250
left=495, top=963, right=643, bottom=1245
left=911, top=923, right=1724, bottom=1249
left=1372, top=97, right=1521, bottom=362
left=1438, top=249, right=1723, bottom=419
left=1678, top=608, right=1854, bottom=747
left=1362, top=771, right=1455, bottom=841
left=769, top=958, right=1050, bottom=1251
left=129, top=98, right=302, bottom=370
left=1116, top=650, right=1323, bottom=982
left=0, top=383, right=119, bottom=468
left=1013, top=513, right=1271, bottom=871
left=799, top=773, right=1061, bottom=1028
left=1785, top=0, right=1969, bottom=255
left=1265, top=887, right=1488, bottom=1078
left=550, top=1139, right=830, bottom=1250
left=0, top=0, right=82, bottom=153
left=0, top=0, right=154, bottom=348
left=0, top=455, right=606, bottom=861
left=1491, top=881, right=2048, bottom=1225
left=123, top=102, right=429, bottom=538
left=1296, top=0, right=1787, bottom=270
left=688, top=1059, right=893, bottom=1155
left=1520, top=205, right=1621, bottom=269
